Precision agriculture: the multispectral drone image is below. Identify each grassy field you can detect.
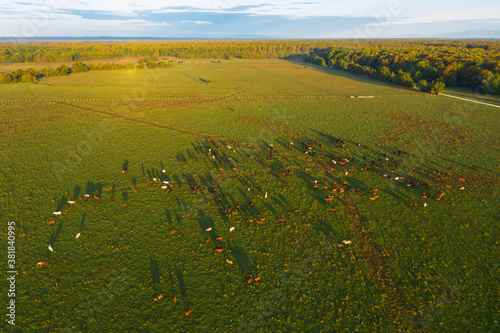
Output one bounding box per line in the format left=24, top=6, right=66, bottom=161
left=0, top=58, right=499, bottom=332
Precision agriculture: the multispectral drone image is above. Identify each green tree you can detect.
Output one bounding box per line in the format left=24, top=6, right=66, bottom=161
left=395, top=70, right=415, bottom=88
left=418, top=79, right=431, bottom=92
left=441, top=64, right=458, bottom=86
left=430, top=80, right=445, bottom=95
left=459, top=66, right=482, bottom=87
left=313, top=56, right=326, bottom=66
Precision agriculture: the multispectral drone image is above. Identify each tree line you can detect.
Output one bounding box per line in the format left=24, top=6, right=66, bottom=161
left=0, top=40, right=328, bottom=63
left=304, top=40, right=500, bottom=94
left=0, top=58, right=173, bottom=84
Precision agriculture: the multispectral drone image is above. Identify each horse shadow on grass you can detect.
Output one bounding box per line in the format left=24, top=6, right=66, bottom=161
left=197, top=210, right=215, bottom=232
left=237, top=188, right=259, bottom=216
left=186, top=149, right=197, bottom=161
left=175, top=198, right=191, bottom=216
left=55, top=195, right=68, bottom=211
left=149, top=168, right=159, bottom=180
left=165, top=209, right=173, bottom=224
left=172, top=174, right=182, bottom=186
left=149, top=256, right=161, bottom=289
left=176, top=152, right=187, bottom=164
left=235, top=175, right=255, bottom=191
left=175, top=267, right=189, bottom=307
left=181, top=173, right=197, bottom=186
left=343, top=176, right=368, bottom=192
left=85, top=181, right=103, bottom=195
left=48, top=222, right=63, bottom=245
left=80, top=213, right=86, bottom=228
left=215, top=193, right=239, bottom=222
left=261, top=201, right=278, bottom=215
left=163, top=260, right=190, bottom=308
left=199, top=172, right=216, bottom=188
left=227, top=244, right=255, bottom=276
left=72, top=186, right=81, bottom=201
left=174, top=211, right=182, bottom=225
left=312, top=218, right=336, bottom=238
left=269, top=194, right=289, bottom=211
left=294, top=170, right=327, bottom=204
left=379, top=186, right=413, bottom=204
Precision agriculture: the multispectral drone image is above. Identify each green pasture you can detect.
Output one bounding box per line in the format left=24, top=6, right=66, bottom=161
left=0, top=59, right=498, bottom=332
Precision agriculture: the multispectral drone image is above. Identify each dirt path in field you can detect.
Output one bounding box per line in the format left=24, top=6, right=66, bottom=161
left=54, top=100, right=220, bottom=140
left=440, top=93, right=500, bottom=108
left=52, top=100, right=263, bottom=151
left=316, top=160, right=414, bottom=331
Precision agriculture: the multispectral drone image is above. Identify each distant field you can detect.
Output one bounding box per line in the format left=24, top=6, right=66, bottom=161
left=0, top=58, right=498, bottom=332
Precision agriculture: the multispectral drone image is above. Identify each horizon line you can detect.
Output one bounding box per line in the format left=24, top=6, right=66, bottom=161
left=1, top=36, right=500, bottom=41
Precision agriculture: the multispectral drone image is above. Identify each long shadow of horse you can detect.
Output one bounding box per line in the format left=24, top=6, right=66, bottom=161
left=199, top=172, right=216, bottom=188
left=48, top=222, right=64, bottom=246
left=85, top=181, right=103, bottom=195
left=80, top=213, right=86, bottom=228
left=150, top=256, right=161, bottom=292
left=312, top=218, right=337, bottom=239
left=165, top=209, right=173, bottom=224
left=55, top=195, right=68, bottom=211
left=165, top=260, right=189, bottom=308
left=72, top=186, right=81, bottom=201
left=197, top=210, right=215, bottom=232
left=294, top=170, right=327, bottom=204
left=237, top=188, right=259, bottom=217
left=172, top=263, right=189, bottom=309
left=227, top=244, right=255, bottom=277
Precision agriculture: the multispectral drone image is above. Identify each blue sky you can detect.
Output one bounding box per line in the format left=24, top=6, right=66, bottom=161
left=1, top=0, right=499, bottom=38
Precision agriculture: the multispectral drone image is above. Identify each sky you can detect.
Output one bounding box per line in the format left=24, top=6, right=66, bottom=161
left=1, top=0, right=499, bottom=39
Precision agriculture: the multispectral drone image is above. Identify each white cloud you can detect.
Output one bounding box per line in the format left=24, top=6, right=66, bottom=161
left=0, top=0, right=499, bottom=37
left=181, top=20, right=212, bottom=24
left=4, top=0, right=500, bottom=20
left=0, top=16, right=171, bottom=37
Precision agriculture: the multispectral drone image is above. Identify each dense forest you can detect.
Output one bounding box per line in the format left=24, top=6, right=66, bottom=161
left=1, top=40, right=500, bottom=94
left=304, top=41, right=500, bottom=94
left=0, top=40, right=324, bottom=63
